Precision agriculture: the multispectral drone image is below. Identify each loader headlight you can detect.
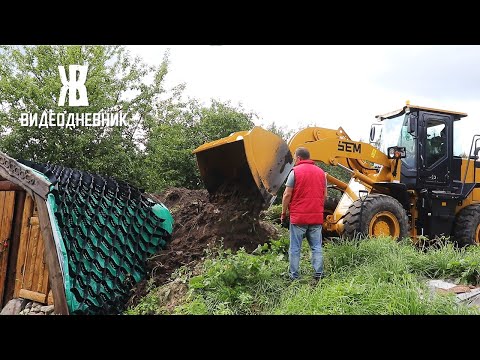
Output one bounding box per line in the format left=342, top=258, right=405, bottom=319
left=387, top=146, right=406, bottom=159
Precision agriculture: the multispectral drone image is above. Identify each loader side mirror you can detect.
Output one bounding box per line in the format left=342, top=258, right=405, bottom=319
left=369, top=123, right=382, bottom=144
left=474, top=147, right=480, bottom=160
left=407, top=115, right=416, bottom=135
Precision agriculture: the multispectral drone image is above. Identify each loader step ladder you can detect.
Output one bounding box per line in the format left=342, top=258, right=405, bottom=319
left=460, top=134, right=480, bottom=198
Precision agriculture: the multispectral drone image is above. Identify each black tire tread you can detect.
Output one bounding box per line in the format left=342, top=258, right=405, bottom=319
left=343, top=194, right=409, bottom=240
left=453, top=204, right=480, bottom=247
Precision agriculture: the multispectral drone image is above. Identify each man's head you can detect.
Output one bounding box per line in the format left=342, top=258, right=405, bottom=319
left=294, top=147, right=310, bottom=163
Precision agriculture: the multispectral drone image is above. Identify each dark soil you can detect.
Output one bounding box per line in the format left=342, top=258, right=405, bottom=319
left=127, top=187, right=277, bottom=308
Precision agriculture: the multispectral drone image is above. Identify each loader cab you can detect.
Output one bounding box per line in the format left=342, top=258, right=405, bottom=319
left=374, top=105, right=468, bottom=238
left=374, top=104, right=467, bottom=193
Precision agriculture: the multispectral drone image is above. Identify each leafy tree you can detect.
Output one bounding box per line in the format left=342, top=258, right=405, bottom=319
left=263, top=121, right=295, bottom=142
left=0, top=45, right=299, bottom=194
left=196, top=99, right=257, bottom=144
left=142, top=99, right=257, bottom=192
left=0, top=45, right=262, bottom=192
left=0, top=45, right=169, bottom=187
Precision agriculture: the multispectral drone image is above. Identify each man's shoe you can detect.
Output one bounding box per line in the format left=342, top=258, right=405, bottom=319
left=313, top=272, right=326, bottom=280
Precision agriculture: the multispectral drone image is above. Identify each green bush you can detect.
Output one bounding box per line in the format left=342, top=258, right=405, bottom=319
left=182, top=247, right=290, bottom=314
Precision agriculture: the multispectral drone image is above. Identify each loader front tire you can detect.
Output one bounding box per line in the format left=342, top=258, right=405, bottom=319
left=343, top=194, right=408, bottom=240
left=453, top=204, right=480, bottom=247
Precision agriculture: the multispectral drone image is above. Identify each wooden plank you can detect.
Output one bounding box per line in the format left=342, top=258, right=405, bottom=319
left=24, top=219, right=39, bottom=290
left=0, top=191, right=15, bottom=308
left=0, top=191, right=5, bottom=224
left=0, top=193, right=5, bottom=224
left=34, top=194, right=69, bottom=315
left=0, top=181, right=24, bottom=191
left=43, top=265, right=50, bottom=299
left=19, top=288, right=46, bottom=304
left=47, top=289, right=54, bottom=305
left=14, top=195, right=34, bottom=298
left=0, top=152, right=50, bottom=199
left=18, top=224, right=34, bottom=292
left=30, top=219, right=43, bottom=291
left=3, top=190, right=26, bottom=303
left=33, top=228, right=46, bottom=293
left=0, top=191, right=6, bottom=308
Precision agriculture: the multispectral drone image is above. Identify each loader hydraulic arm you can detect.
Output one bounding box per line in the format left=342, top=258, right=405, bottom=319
left=288, top=127, right=396, bottom=185
left=193, top=125, right=398, bottom=209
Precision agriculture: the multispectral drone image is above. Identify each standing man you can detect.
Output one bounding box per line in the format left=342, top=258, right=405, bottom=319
left=281, top=147, right=327, bottom=281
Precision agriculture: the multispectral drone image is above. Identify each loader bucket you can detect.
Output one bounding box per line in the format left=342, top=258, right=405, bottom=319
left=193, top=126, right=294, bottom=206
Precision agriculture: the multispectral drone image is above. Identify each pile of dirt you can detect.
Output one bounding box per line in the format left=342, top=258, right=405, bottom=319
left=127, top=187, right=277, bottom=307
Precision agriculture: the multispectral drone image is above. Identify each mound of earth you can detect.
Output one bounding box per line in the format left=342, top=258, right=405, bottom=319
left=127, top=187, right=277, bottom=307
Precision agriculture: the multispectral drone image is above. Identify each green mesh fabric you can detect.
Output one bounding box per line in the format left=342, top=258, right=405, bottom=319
left=19, top=161, right=173, bottom=314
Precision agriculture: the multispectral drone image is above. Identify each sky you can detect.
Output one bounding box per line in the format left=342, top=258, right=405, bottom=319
left=127, top=45, right=480, bottom=154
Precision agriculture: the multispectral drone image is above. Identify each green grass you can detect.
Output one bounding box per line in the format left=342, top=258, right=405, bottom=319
left=274, top=237, right=478, bottom=314
left=127, top=232, right=480, bottom=315
left=262, top=204, right=283, bottom=223
left=273, top=273, right=473, bottom=315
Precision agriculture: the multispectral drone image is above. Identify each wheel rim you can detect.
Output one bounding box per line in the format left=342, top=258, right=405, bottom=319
left=368, top=211, right=400, bottom=238
left=475, top=223, right=480, bottom=245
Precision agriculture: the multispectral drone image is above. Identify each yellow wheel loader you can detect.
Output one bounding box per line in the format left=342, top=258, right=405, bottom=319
left=193, top=103, right=480, bottom=246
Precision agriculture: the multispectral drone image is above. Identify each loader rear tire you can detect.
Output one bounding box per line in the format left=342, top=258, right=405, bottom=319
left=323, top=196, right=339, bottom=238
left=453, top=204, right=480, bottom=247
left=343, top=194, right=408, bottom=240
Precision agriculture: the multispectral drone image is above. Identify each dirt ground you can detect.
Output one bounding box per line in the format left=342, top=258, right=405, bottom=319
left=127, top=187, right=277, bottom=307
